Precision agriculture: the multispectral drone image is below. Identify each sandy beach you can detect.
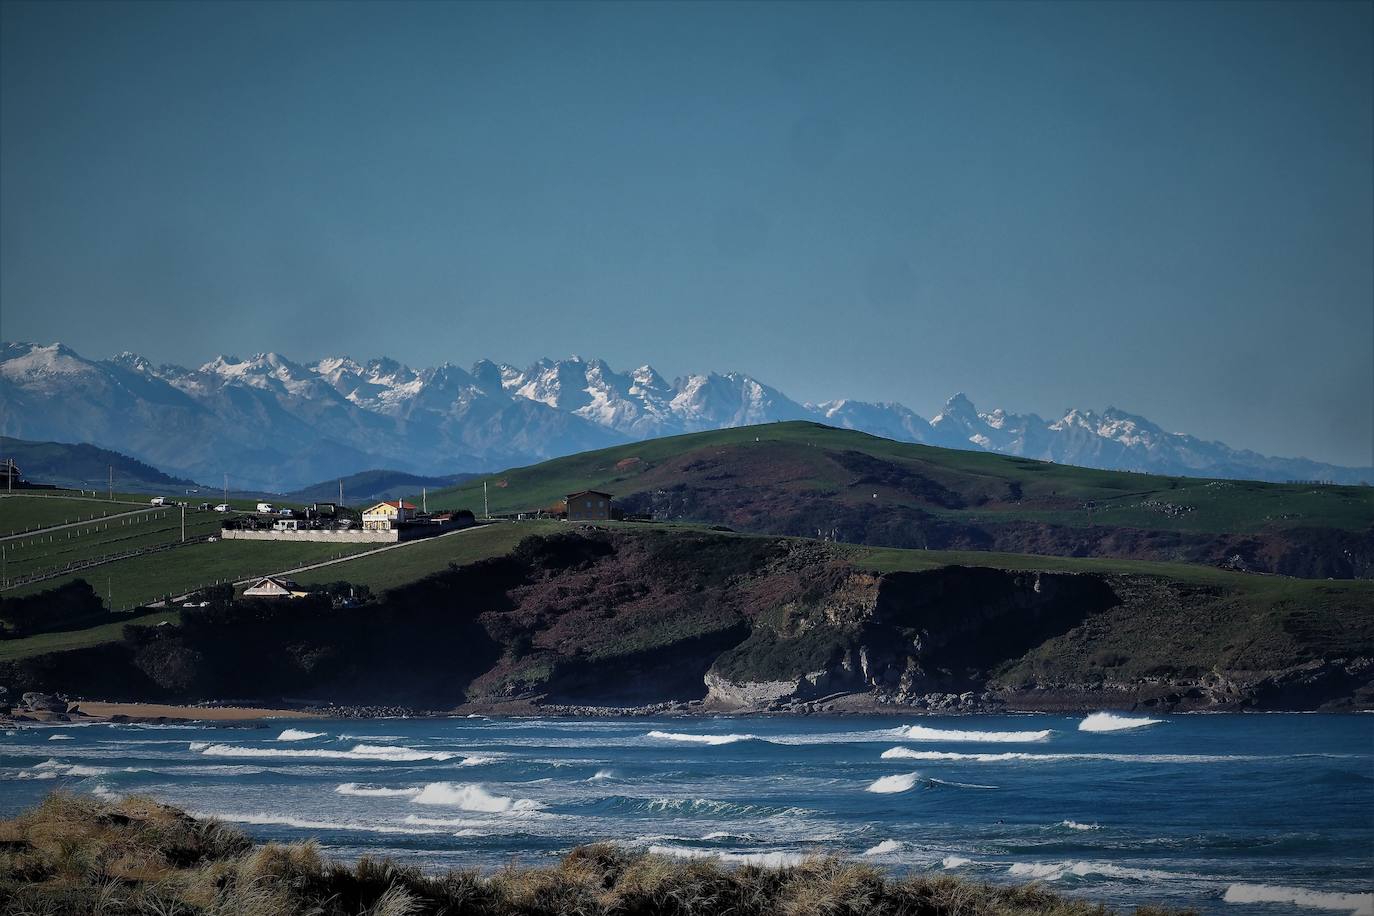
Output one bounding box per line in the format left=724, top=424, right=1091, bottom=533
left=71, top=702, right=323, bottom=722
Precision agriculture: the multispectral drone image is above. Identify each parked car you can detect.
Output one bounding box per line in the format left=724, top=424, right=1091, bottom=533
left=256, top=502, right=274, bottom=513
left=197, top=502, right=210, bottom=511
left=214, top=503, right=230, bottom=512
left=149, top=496, right=167, bottom=506
left=278, top=507, right=294, bottom=516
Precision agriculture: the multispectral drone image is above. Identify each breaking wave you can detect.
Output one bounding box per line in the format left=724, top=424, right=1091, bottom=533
left=926, top=776, right=998, bottom=790
left=645, top=731, right=756, bottom=745
left=1223, top=884, right=1373, bottom=916
left=647, top=844, right=805, bottom=868
left=276, top=729, right=325, bottom=741
left=1059, top=820, right=1101, bottom=831
left=1008, top=861, right=1180, bottom=882
left=410, top=782, right=543, bottom=812
left=863, top=839, right=903, bottom=856
left=47, top=735, right=73, bottom=741
left=942, top=855, right=972, bottom=869
left=881, top=747, right=1261, bottom=764
left=335, top=783, right=421, bottom=798
left=898, top=725, right=1051, bottom=743
left=190, top=742, right=456, bottom=762
left=593, top=796, right=807, bottom=818
left=1078, top=713, right=1162, bottom=733
left=867, top=773, right=919, bottom=794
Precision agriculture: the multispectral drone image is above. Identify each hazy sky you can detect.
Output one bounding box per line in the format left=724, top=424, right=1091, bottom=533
left=2, top=1, right=1370, bottom=467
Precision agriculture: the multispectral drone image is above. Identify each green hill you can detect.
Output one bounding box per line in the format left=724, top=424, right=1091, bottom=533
left=422, top=422, right=1374, bottom=578
left=286, top=469, right=479, bottom=505
left=0, top=437, right=199, bottom=493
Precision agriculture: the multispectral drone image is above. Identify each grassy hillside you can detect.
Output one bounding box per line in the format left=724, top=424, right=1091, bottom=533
left=0, top=436, right=198, bottom=492
left=428, top=422, right=1372, bottom=531
left=421, top=422, right=1374, bottom=578
left=286, top=468, right=479, bottom=505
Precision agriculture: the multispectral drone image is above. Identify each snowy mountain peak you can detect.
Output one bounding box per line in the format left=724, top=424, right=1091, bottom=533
left=1, top=341, right=1368, bottom=489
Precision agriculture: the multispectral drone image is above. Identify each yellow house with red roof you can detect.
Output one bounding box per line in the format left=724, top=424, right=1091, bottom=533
left=361, top=499, right=418, bottom=530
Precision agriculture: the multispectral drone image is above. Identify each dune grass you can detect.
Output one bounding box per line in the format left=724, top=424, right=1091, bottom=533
left=0, top=793, right=1188, bottom=916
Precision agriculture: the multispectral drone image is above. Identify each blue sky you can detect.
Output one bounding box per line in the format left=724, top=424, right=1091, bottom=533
left=1, top=1, right=1370, bottom=466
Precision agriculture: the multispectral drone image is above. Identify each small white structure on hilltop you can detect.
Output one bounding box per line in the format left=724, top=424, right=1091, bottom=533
left=242, top=576, right=308, bottom=599
left=361, top=500, right=417, bottom=531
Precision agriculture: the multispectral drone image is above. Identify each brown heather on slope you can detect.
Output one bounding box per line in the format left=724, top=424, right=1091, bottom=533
left=0, top=793, right=1191, bottom=916
left=426, top=424, right=1373, bottom=578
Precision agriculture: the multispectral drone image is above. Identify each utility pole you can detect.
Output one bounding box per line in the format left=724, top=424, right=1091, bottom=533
left=181, top=503, right=186, bottom=543
left=483, top=481, right=489, bottom=518
left=422, top=487, right=427, bottom=513
left=109, top=465, right=113, bottom=500
left=223, top=473, right=229, bottom=507
left=338, top=478, right=344, bottom=506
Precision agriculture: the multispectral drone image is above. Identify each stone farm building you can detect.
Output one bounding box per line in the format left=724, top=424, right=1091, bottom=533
left=566, top=490, right=613, bottom=522
left=222, top=501, right=472, bottom=544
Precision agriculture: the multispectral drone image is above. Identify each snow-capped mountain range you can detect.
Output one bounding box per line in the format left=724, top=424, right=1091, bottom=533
left=1, top=341, right=1368, bottom=492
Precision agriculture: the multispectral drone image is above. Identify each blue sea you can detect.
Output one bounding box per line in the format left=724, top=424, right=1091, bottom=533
left=3, top=712, right=1371, bottom=915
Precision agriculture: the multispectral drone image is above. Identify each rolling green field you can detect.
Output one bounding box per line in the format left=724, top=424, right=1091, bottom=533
left=419, top=422, right=1374, bottom=534
left=292, top=520, right=560, bottom=592
left=3, top=537, right=377, bottom=609
left=0, top=608, right=180, bottom=662
left=2, top=511, right=225, bottom=582
left=1, top=493, right=152, bottom=535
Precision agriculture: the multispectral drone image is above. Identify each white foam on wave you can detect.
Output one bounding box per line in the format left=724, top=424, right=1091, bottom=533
left=1059, top=820, right=1101, bottom=831
left=1008, top=861, right=1179, bottom=882
left=336, top=783, right=421, bottom=798
left=646, top=730, right=755, bottom=746
left=899, top=725, right=1051, bottom=743
left=47, top=735, right=73, bottom=741
left=588, top=769, right=616, bottom=781
left=191, top=742, right=456, bottom=762
left=460, top=755, right=498, bottom=767
left=1223, top=884, right=1373, bottom=916
left=410, top=782, right=543, bottom=813
left=867, top=773, right=919, bottom=794
left=863, top=839, right=903, bottom=856
left=20, top=760, right=109, bottom=778
left=276, top=729, right=325, bottom=741
left=926, top=776, right=998, bottom=790
left=881, top=747, right=1258, bottom=764
left=942, top=855, right=972, bottom=869
left=1078, top=712, right=1162, bottom=733
left=647, top=844, right=804, bottom=868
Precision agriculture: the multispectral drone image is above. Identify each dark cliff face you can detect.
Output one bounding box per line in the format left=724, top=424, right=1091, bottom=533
left=2, top=530, right=1371, bottom=713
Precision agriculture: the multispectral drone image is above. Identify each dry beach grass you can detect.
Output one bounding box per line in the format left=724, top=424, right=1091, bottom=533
left=0, top=793, right=1192, bottom=916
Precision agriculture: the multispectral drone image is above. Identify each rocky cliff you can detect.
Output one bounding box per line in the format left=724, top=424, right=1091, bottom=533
left=2, top=529, right=1370, bottom=714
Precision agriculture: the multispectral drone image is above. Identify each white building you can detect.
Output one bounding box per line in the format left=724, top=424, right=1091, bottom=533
left=242, top=576, right=307, bottom=599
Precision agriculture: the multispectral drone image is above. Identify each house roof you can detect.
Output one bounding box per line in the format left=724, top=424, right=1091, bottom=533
left=566, top=490, right=613, bottom=500
left=243, top=576, right=303, bottom=595
left=364, top=500, right=417, bottom=512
